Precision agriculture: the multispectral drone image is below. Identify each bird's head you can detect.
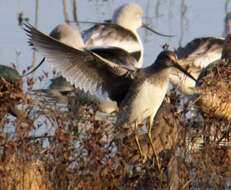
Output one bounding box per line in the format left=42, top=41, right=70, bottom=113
left=112, top=3, right=143, bottom=31
left=155, top=50, right=197, bottom=82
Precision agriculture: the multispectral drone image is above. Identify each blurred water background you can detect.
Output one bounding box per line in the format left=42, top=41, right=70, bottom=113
left=1, top=0, right=230, bottom=77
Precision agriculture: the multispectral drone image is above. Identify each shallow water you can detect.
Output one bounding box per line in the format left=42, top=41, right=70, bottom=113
left=0, top=0, right=229, bottom=73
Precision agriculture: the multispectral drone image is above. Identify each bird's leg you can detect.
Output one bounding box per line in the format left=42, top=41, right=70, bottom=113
left=148, top=115, right=161, bottom=170
left=134, top=122, right=144, bottom=159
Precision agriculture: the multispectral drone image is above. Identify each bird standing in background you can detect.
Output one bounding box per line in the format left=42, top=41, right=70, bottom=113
left=170, top=37, right=223, bottom=95
left=169, top=11, right=231, bottom=96
left=49, top=24, right=84, bottom=49
left=194, top=34, right=231, bottom=121
left=83, top=2, right=174, bottom=68
left=33, top=24, right=82, bottom=105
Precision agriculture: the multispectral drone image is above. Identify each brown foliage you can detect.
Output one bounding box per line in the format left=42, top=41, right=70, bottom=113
left=0, top=70, right=230, bottom=189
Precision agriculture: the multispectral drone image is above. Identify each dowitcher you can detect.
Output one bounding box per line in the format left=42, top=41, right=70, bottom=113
left=24, top=23, right=196, bottom=158
left=170, top=37, right=224, bottom=95
left=0, top=65, right=23, bottom=119
left=170, top=12, right=231, bottom=96
left=83, top=2, right=173, bottom=68
left=194, top=34, right=231, bottom=121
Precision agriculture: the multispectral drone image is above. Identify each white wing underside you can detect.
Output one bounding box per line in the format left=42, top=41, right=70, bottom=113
left=24, top=24, right=131, bottom=102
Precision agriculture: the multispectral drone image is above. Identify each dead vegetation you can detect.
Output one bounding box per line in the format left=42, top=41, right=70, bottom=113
left=0, top=69, right=230, bottom=190
left=195, top=60, right=231, bottom=121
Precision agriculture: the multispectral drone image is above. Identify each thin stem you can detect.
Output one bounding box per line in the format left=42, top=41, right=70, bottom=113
left=73, top=0, right=81, bottom=29
left=63, top=0, right=71, bottom=24
left=179, top=0, right=187, bottom=47
left=32, top=0, right=39, bottom=67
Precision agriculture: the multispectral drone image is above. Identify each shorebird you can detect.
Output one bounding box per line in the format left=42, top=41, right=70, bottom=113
left=49, top=24, right=84, bottom=48
left=24, top=23, right=196, bottom=158
left=170, top=37, right=224, bottom=95
left=0, top=65, right=23, bottom=119
left=34, top=24, right=139, bottom=113
left=169, top=12, right=231, bottom=96
left=83, top=2, right=173, bottom=68
left=34, top=75, right=75, bottom=104
left=194, top=34, right=231, bottom=121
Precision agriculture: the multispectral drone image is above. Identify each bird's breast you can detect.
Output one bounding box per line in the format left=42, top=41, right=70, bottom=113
left=128, top=80, right=168, bottom=123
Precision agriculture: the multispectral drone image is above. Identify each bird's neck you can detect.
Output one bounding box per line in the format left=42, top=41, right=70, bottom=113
left=148, top=60, right=170, bottom=73
left=145, top=65, right=170, bottom=86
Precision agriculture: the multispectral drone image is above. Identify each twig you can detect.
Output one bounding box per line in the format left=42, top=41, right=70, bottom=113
left=63, top=0, right=70, bottom=24
left=73, top=0, right=81, bottom=29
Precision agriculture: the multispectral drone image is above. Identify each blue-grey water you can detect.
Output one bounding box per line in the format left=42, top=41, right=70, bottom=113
left=0, top=0, right=228, bottom=72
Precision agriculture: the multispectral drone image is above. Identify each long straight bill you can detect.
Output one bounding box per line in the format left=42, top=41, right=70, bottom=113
left=173, top=62, right=197, bottom=82
left=142, top=23, right=175, bottom=37
left=78, top=20, right=175, bottom=38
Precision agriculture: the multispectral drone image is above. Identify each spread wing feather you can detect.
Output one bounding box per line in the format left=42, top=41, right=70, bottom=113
left=24, top=23, right=134, bottom=101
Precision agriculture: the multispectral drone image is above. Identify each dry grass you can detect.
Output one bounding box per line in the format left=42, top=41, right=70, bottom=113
left=196, top=60, right=231, bottom=121
left=0, top=71, right=230, bottom=190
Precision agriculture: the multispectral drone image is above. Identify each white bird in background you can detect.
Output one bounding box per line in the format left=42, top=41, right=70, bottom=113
left=50, top=24, right=84, bottom=49
left=83, top=2, right=174, bottom=68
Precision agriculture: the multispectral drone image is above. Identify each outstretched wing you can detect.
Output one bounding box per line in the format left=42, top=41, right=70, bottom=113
left=24, top=23, right=135, bottom=101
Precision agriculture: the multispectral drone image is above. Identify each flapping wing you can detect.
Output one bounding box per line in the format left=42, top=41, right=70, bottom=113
left=24, top=23, right=135, bottom=101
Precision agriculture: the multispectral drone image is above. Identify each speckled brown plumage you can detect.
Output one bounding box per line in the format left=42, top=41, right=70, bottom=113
left=195, top=34, right=231, bottom=121
left=170, top=37, right=223, bottom=95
